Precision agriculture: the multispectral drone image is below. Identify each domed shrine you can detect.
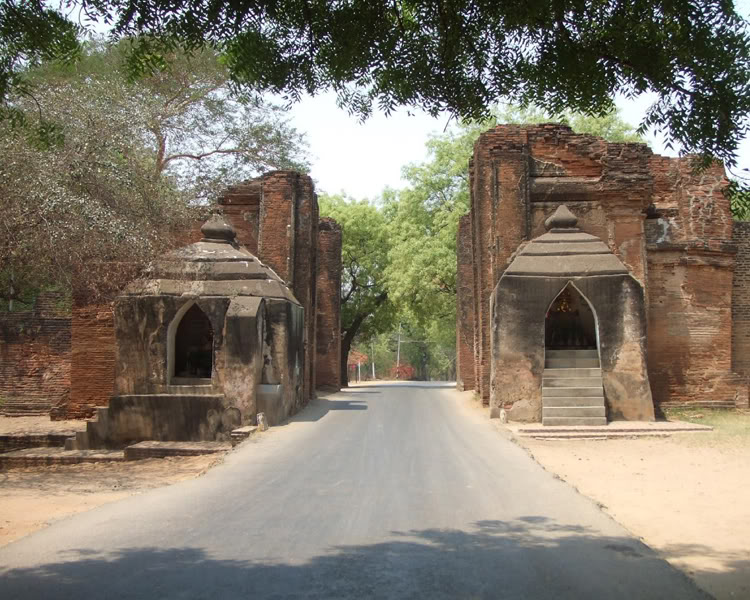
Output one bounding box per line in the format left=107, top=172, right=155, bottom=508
left=490, top=205, right=654, bottom=424
left=76, top=214, right=305, bottom=448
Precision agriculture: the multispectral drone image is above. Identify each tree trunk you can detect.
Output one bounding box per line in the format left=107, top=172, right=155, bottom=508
left=340, top=335, right=352, bottom=388
left=339, top=291, right=388, bottom=388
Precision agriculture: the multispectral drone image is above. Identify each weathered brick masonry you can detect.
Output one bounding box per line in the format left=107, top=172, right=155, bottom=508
left=456, top=214, right=475, bottom=392
left=315, top=218, right=342, bottom=390
left=67, top=304, right=116, bottom=418
left=0, top=293, right=70, bottom=415
left=732, top=222, right=750, bottom=381
left=457, top=123, right=749, bottom=414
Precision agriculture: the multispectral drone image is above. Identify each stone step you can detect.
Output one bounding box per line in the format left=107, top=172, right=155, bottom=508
left=230, top=425, right=259, bottom=447
left=1, top=401, right=53, bottom=417
left=124, top=441, right=231, bottom=460
left=543, top=377, right=603, bottom=388
left=543, top=386, right=604, bottom=397
left=0, top=447, right=124, bottom=468
left=542, top=416, right=608, bottom=426
left=523, top=432, right=673, bottom=440
left=542, top=396, right=606, bottom=407
left=545, top=349, right=599, bottom=358
left=545, top=358, right=601, bottom=368
left=543, top=368, right=601, bottom=378
left=515, top=421, right=713, bottom=439
left=543, top=406, right=606, bottom=418
left=0, top=432, right=79, bottom=454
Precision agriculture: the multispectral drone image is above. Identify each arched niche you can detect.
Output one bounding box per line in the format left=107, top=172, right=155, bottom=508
left=167, top=301, right=214, bottom=383
left=545, top=282, right=599, bottom=351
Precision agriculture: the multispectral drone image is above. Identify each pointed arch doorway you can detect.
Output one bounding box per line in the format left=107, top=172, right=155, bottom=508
left=545, top=283, right=598, bottom=351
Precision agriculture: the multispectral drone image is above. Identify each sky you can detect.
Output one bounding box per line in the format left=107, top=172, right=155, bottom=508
left=286, top=92, right=699, bottom=200
left=287, top=0, right=750, bottom=200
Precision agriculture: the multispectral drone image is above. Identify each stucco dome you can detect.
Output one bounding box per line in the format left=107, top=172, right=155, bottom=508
left=504, top=205, right=629, bottom=277
left=122, top=214, right=299, bottom=303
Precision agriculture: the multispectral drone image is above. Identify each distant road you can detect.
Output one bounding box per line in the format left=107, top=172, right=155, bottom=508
left=0, top=382, right=708, bottom=599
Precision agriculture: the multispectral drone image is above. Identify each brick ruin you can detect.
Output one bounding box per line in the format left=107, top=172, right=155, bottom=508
left=1, top=171, right=341, bottom=420
left=0, top=292, right=70, bottom=417
left=457, top=124, right=750, bottom=419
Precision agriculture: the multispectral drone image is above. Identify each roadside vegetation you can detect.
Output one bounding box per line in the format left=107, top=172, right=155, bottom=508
left=1, top=38, right=308, bottom=308
left=664, top=407, right=750, bottom=447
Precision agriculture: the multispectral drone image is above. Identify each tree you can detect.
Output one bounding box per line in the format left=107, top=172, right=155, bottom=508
left=1, top=40, right=309, bottom=306
left=10, top=1, right=749, bottom=168
left=318, top=194, right=396, bottom=386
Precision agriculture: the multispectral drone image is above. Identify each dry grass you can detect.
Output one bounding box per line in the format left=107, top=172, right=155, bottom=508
left=665, top=407, right=750, bottom=448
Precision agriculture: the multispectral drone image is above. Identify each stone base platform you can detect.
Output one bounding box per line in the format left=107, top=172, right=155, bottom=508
left=0, top=432, right=80, bottom=454
left=0, top=447, right=125, bottom=469
left=124, top=441, right=231, bottom=460
left=510, top=420, right=712, bottom=440
left=1, top=441, right=234, bottom=469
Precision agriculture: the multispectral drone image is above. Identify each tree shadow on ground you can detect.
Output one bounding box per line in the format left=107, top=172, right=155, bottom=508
left=0, top=517, right=719, bottom=600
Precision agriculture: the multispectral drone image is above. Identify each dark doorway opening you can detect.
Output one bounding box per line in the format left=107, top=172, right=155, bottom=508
left=174, top=304, right=213, bottom=379
left=545, top=284, right=597, bottom=350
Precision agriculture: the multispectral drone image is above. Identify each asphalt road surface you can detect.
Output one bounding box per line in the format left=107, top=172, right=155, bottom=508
left=0, top=383, right=708, bottom=599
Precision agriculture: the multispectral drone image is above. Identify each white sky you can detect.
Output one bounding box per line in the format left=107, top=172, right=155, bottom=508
left=289, top=1, right=750, bottom=200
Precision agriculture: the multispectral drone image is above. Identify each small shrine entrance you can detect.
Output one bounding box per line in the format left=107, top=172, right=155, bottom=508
left=545, top=284, right=597, bottom=351
left=173, top=303, right=214, bottom=380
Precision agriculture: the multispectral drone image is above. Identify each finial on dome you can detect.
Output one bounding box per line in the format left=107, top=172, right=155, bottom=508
left=200, top=212, right=237, bottom=244
left=544, top=205, right=579, bottom=231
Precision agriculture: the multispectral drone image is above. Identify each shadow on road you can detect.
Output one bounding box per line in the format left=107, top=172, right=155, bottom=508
left=351, top=381, right=456, bottom=390
left=0, top=517, right=723, bottom=599
left=284, top=396, right=369, bottom=423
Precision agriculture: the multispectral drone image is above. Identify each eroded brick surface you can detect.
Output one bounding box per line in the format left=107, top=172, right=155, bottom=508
left=0, top=293, right=70, bottom=417
left=315, top=218, right=342, bottom=390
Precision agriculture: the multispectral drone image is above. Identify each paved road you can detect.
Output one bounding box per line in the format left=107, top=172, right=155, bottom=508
left=0, top=383, right=707, bottom=599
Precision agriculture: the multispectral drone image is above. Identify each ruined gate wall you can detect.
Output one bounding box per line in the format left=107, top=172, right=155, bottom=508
left=461, top=123, right=748, bottom=417
left=0, top=293, right=70, bottom=416
left=315, top=218, right=342, bottom=390
left=456, top=214, right=475, bottom=391
left=61, top=171, right=338, bottom=419
left=732, top=222, right=750, bottom=381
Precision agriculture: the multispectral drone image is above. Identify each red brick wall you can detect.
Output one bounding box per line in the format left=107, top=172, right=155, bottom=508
left=218, top=180, right=261, bottom=253
left=68, top=303, right=115, bottom=418
left=258, top=170, right=319, bottom=401
left=0, top=294, right=70, bottom=414
left=315, top=218, right=342, bottom=390
left=647, top=254, right=743, bottom=409
left=456, top=214, right=475, bottom=391
left=733, top=222, right=750, bottom=378
left=469, top=126, right=530, bottom=403
left=258, top=172, right=296, bottom=281
left=460, top=123, right=747, bottom=414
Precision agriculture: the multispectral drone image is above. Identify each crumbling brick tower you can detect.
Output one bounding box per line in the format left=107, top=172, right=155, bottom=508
left=315, top=218, right=343, bottom=390
left=457, top=123, right=749, bottom=418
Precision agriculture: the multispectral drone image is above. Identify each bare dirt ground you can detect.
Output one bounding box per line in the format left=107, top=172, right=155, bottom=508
left=0, top=417, right=224, bottom=548
left=513, top=409, right=750, bottom=600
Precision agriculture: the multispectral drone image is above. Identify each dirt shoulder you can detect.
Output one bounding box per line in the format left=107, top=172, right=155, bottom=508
left=0, top=454, right=222, bottom=547
left=515, top=411, right=750, bottom=600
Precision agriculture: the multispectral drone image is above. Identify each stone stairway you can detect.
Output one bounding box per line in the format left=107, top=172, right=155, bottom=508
left=542, top=349, right=607, bottom=426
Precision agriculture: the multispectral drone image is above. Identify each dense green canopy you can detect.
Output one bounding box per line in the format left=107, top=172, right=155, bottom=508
left=3, top=1, right=750, bottom=166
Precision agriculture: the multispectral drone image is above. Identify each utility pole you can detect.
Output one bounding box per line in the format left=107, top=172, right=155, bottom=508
left=371, top=341, right=376, bottom=380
